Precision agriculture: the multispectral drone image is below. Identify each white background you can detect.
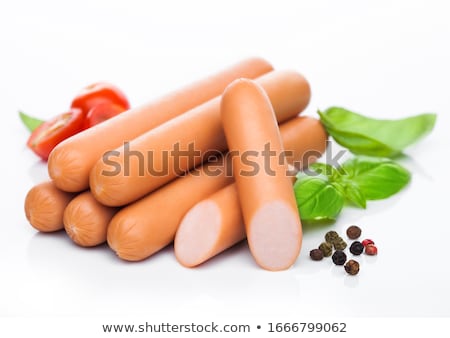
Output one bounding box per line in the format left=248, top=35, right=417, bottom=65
left=1, top=0, right=450, bottom=335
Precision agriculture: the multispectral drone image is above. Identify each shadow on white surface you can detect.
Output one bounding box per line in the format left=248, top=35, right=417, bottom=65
left=25, top=231, right=302, bottom=316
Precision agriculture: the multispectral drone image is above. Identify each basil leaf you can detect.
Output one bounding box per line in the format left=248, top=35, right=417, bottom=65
left=308, top=162, right=366, bottom=208
left=19, top=111, right=45, bottom=132
left=340, top=179, right=366, bottom=208
left=309, top=162, right=342, bottom=180
left=341, top=156, right=411, bottom=200
left=294, top=172, right=345, bottom=223
left=319, top=107, right=436, bottom=157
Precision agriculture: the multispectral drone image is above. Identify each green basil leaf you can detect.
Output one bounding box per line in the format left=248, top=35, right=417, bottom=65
left=341, top=156, right=411, bottom=200
left=294, top=172, right=345, bottom=223
left=19, top=111, right=45, bottom=132
left=309, top=162, right=342, bottom=181
left=340, top=179, right=366, bottom=208
left=319, top=107, right=436, bottom=157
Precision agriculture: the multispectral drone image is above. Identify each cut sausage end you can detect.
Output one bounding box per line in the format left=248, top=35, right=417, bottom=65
left=175, top=200, right=221, bottom=267
left=247, top=201, right=302, bottom=271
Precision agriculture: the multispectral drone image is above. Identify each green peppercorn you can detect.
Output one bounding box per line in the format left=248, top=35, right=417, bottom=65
left=346, top=225, right=362, bottom=239
left=332, top=250, right=347, bottom=265
left=344, top=260, right=360, bottom=275
left=325, top=230, right=339, bottom=244
left=333, top=237, right=347, bottom=250
left=310, top=249, right=324, bottom=261
left=349, top=241, right=364, bottom=255
left=319, top=242, right=333, bottom=257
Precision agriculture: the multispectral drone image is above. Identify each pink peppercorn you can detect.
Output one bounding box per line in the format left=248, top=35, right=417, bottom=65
left=362, top=239, right=374, bottom=247
left=365, top=244, right=378, bottom=255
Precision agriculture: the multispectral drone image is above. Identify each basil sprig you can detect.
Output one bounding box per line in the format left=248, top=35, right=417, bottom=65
left=294, top=156, right=411, bottom=223
left=19, top=111, right=45, bottom=132
left=340, top=156, right=411, bottom=200
left=293, top=173, right=345, bottom=223
left=319, top=107, right=436, bottom=157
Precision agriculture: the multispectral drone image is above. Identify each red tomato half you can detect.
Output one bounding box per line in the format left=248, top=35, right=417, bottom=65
left=84, top=102, right=126, bottom=129
left=70, top=82, right=130, bottom=117
left=27, top=108, right=84, bottom=161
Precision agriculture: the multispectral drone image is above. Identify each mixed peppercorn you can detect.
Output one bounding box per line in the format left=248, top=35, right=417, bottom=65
left=344, top=260, right=360, bottom=275
left=309, top=225, right=378, bottom=276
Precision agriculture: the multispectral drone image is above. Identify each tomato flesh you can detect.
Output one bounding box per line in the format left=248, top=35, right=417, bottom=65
left=27, top=108, right=84, bottom=161
left=71, top=82, right=130, bottom=117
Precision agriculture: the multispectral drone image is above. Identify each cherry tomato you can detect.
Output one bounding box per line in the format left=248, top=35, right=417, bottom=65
left=70, top=82, right=130, bottom=117
left=27, top=108, right=84, bottom=161
left=84, top=102, right=126, bottom=129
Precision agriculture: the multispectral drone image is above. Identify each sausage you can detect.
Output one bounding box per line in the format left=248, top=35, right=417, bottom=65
left=24, top=181, right=76, bottom=232
left=175, top=184, right=244, bottom=268
left=107, top=116, right=325, bottom=262
left=48, top=57, right=273, bottom=192
left=63, top=191, right=118, bottom=247
left=220, top=79, right=303, bottom=271
left=90, top=70, right=311, bottom=206
left=174, top=117, right=327, bottom=267
left=107, top=157, right=234, bottom=261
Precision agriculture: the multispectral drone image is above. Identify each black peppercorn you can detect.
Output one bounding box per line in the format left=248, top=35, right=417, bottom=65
left=319, top=242, right=333, bottom=257
left=344, top=260, right=360, bottom=275
left=346, top=225, right=362, bottom=239
left=349, top=241, right=364, bottom=255
left=325, top=231, right=339, bottom=243
left=310, top=249, right=324, bottom=261
left=332, top=250, right=347, bottom=265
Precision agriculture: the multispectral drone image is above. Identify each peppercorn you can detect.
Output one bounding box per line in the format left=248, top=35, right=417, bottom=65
left=310, top=249, right=324, bottom=261
left=344, top=260, right=360, bottom=275
left=362, top=239, right=375, bottom=247
left=365, top=244, right=378, bottom=255
left=346, top=225, right=362, bottom=239
left=333, top=237, right=347, bottom=250
left=332, top=250, right=347, bottom=265
left=325, top=231, right=339, bottom=244
left=349, top=241, right=364, bottom=255
left=319, top=242, right=333, bottom=257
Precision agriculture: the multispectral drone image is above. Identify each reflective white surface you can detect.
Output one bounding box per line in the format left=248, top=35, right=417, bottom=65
left=1, top=0, right=449, bottom=321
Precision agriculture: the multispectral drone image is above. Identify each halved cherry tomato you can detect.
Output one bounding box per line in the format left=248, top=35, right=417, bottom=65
left=27, top=108, right=84, bottom=161
left=70, top=82, right=130, bottom=117
left=84, top=102, right=126, bottom=129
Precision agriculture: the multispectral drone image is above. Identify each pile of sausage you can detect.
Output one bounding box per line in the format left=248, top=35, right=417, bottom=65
left=24, top=58, right=328, bottom=271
